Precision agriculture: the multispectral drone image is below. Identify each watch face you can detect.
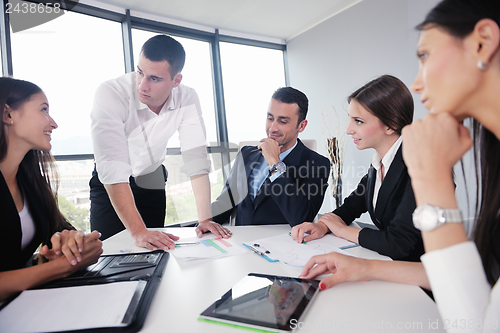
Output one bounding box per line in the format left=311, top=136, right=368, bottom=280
left=275, top=162, right=286, bottom=173
left=414, top=205, right=439, bottom=231
left=420, top=207, right=438, bottom=231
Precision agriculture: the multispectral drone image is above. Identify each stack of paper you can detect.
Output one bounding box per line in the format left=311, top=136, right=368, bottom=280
left=171, top=234, right=247, bottom=261
left=244, top=233, right=358, bottom=268
left=0, top=281, right=140, bottom=332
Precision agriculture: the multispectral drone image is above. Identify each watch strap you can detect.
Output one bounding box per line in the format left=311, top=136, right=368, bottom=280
left=441, top=208, right=463, bottom=223
left=413, top=204, right=463, bottom=231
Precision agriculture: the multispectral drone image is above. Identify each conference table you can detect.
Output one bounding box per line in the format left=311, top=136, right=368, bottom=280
left=103, top=225, right=445, bottom=333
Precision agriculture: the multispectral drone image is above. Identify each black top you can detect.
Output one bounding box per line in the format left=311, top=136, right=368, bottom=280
left=333, top=146, right=424, bottom=261
left=0, top=168, right=71, bottom=272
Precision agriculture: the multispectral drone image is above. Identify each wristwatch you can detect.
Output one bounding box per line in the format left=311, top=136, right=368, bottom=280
left=269, top=161, right=286, bottom=175
left=412, top=204, right=463, bottom=231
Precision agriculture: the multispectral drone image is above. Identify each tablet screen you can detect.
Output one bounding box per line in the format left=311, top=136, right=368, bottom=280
left=200, top=273, right=320, bottom=332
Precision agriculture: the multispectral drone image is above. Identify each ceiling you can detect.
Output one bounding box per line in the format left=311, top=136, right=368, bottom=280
left=88, top=0, right=362, bottom=42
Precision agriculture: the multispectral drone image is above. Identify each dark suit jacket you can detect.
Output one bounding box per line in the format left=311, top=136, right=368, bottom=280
left=333, top=146, right=424, bottom=261
left=212, top=139, right=330, bottom=226
left=0, top=168, right=72, bottom=272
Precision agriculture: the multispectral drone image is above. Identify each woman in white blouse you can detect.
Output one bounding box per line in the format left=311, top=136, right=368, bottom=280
left=300, top=0, right=500, bottom=330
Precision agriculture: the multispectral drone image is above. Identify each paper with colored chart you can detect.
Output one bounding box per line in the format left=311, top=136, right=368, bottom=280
left=245, top=233, right=358, bottom=269
left=169, top=234, right=247, bottom=260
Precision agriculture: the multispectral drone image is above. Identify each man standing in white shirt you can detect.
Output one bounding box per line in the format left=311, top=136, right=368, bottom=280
left=90, top=35, right=231, bottom=250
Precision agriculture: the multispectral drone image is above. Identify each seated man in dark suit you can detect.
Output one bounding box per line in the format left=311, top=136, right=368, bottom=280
left=211, top=87, right=330, bottom=226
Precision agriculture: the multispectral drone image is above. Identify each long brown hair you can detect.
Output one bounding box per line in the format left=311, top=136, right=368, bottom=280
left=472, top=121, right=500, bottom=285
left=417, top=0, right=500, bottom=285
left=0, top=77, right=72, bottom=249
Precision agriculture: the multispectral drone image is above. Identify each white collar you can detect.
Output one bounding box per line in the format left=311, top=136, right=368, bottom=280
left=372, top=136, right=402, bottom=171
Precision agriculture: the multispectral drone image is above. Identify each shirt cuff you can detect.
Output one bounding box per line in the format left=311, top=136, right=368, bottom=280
left=269, top=171, right=283, bottom=183
left=422, top=241, right=491, bottom=326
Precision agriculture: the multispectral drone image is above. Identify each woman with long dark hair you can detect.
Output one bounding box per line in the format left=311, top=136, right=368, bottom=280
left=300, top=0, right=499, bottom=327
left=0, top=77, right=102, bottom=302
left=292, top=75, right=424, bottom=262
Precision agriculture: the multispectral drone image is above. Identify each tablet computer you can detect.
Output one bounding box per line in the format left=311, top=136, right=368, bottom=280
left=200, top=273, right=320, bottom=332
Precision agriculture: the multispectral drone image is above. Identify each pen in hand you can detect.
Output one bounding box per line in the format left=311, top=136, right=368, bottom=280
left=289, top=232, right=306, bottom=244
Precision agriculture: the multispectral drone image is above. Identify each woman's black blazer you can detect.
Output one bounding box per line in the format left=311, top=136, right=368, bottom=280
left=0, top=169, right=71, bottom=272
left=333, top=146, right=424, bottom=261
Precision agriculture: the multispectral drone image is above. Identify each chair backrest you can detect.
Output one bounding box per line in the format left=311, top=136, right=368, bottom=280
left=301, top=139, right=317, bottom=151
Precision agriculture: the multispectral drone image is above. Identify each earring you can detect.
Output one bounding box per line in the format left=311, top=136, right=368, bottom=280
left=477, top=59, right=490, bottom=70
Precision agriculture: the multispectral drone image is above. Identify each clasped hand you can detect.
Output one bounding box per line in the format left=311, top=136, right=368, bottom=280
left=40, top=230, right=103, bottom=266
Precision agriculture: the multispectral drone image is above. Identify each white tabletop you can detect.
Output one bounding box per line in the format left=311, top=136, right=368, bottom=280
left=103, top=225, right=444, bottom=332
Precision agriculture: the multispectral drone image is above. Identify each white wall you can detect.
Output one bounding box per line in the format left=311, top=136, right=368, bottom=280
left=286, top=0, right=475, bottom=223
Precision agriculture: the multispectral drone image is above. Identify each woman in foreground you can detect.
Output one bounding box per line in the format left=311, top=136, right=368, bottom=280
left=0, top=77, right=102, bottom=302
left=301, top=0, right=499, bottom=329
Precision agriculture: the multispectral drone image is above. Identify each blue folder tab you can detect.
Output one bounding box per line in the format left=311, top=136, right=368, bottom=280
left=339, top=244, right=360, bottom=250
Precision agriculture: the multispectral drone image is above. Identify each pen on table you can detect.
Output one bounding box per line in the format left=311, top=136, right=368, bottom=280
left=247, top=244, right=266, bottom=256
left=245, top=243, right=279, bottom=263
left=288, top=232, right=306, bottom=244
left=174, top=241, right=200, bottom=246
left=252, top=243, right=270, bottom=254
left=247, top=243, right=272, bottom=257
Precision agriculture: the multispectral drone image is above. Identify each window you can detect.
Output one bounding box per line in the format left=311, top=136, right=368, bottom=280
left=3, top=2, right=287, bottom=228
left=131, top=29, right=217, bottom=147
left=220, top=42, right=286, bottom=144
left=10, top=9, right=124, bottom=230
left=10, top=11, right=124, bottom=155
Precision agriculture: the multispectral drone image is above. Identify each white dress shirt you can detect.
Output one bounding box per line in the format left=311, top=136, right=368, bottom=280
left=422, top=242, right=499, bottom=332
left=91, top=72, right=211, bottom=185
left=371, top=136, right=403, bottom=209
